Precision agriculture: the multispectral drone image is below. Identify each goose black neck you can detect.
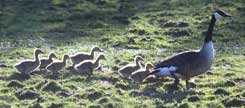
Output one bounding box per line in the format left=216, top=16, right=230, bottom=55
left=204, top=15, right=216, bottom=43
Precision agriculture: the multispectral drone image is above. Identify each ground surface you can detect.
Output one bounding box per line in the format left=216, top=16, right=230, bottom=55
left=0, top=0, right=245, bottom=107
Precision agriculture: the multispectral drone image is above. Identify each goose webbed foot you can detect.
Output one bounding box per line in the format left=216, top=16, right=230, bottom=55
left=169, top=72, right=180, bottom=90
left=186, top=80, right=196, bottom=91
left=168, top=83, right=179, bottom=90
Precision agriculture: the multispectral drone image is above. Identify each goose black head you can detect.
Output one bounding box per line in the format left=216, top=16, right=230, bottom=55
left=213, top=10, right=232, bottom=20
left=49, top=53, right=57, bottom=58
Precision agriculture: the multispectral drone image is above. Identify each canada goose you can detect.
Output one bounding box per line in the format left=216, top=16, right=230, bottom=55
left=70, top=47, right=103, bottom=66
left=39, top=53, right=57, bottom=70
left=46, top=55, right=69, bottom=73
left=129, top=63, right=154, bottom=83
left=15, top=49, right=43, bottom=74
left=74, top=53, right=105, bottom=77
left=117, top=56, right=144, bottom=78
left=145, top=10, right=232, bottom=89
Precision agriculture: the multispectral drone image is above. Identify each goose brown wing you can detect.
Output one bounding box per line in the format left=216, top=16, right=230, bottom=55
left=155, top=51, right=200, bottom=73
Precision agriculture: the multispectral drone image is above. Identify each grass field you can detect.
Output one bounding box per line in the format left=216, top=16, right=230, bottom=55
left=0, top=0, right=245, bottom=107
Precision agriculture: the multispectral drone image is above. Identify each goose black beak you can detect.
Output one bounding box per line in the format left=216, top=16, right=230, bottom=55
left=226, top=14, right=232, bottom=17
left=225, top=13, right=232, bottom=17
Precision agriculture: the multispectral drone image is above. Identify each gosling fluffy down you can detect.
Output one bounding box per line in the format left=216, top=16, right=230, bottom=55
left=46, top=55, right=69, bottom=73
left=15, top=49, right=43, bottom=74
left=70, top=46, right=103, bottom=66
left=117, top=56, right=144, bottom=78
left=74, top=53, right=105, bottom=76
left=39, top=52, right=57, bottom=69
left=129, top=63, right=154, bottom=82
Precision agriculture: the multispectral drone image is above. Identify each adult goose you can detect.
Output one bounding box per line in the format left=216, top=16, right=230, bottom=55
left=145, top=10, right=232, bottom=89
left=46, top=55, right=69, bottom=73
left=74, top=53, right=105, bottom=77
left=117, top=56, right=144, bottom=78
left=70, top=47, right=103, bottom=66
left=15, top=49, right=43, bottom=74
left=129, top=63, right=154, bottom=83
left=39, top=52, right=57, bottom=70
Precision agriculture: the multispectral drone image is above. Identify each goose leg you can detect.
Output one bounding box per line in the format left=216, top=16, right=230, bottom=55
left=185, top=79, right=189, bottom=89
left=170, top=72, right=179, bottom=88
left=185, top=72, right=191, bottom=90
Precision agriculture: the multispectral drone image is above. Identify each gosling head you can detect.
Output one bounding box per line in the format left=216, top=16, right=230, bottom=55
left=63, top=55, right=70, bottom=60
left=213, top=10, right=232, bottom=20
left=145, top=63, right=154, bottom=71
left=35, top=49, right=44, bottom=55
left=135, top=55, right=144, bottom=63
left=93, top=46, right=104, bottom=52
left=49, top=53, right=57, bottom=59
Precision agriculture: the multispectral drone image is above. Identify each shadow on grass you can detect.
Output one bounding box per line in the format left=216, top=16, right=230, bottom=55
left=8, top=72, right=30, bottom=81
left=146, top=89, right=194, bottom=103
left=131, top=80, right=196, bottom=103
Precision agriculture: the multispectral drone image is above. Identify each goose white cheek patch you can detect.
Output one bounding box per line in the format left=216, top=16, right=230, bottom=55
left=214, top=12, right=223, bottom=19
left=157, top=66, right=178, bottom=76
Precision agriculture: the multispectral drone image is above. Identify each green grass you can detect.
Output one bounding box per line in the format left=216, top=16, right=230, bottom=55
left=0, top=0, right=245, bottom=107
